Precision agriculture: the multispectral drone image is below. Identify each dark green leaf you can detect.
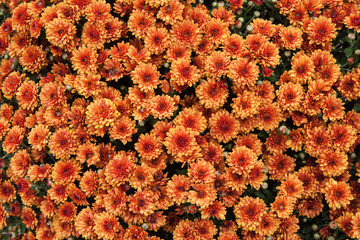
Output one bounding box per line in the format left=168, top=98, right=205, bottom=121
left=344, top=48, right=353, bottom=58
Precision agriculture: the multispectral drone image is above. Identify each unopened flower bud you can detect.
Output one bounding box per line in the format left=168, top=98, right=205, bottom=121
left=218, top=1, right=225, bottom=7
left=279, top=125, right=288, bottom=134
left=348, top=33, right=356, bottom=40
left=142, top=223, right=149, bottom=230
left=212, top=1, right=218, bottom=7
left=329, top=221, right=337, bottom=229
left=350, top=153, right=356, bottom=159
left=313, top=233, right=321, bottom=239
left=262, top=182, right=268, bottom=189
left=164, top=62, right=170, bottom=68
left=62, top=53, right=68, bottom=60
left=254, top=11, right=260, bottom=17
left=355, top=49, right=360, bottom=55
left=247, top=25, right=254, bottom=32
left=299, top=152, right=306, bottom=160
left=248, top=1, right=254, bottom=6
left=312, top=224, right=318, bottom=231
left=327, top=237, right=335, bottom=240
left=284, top=51, right=291, bottom=57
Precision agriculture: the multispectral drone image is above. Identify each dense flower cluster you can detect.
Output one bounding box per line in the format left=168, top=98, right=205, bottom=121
left=0, top=0, right=360, bottom=239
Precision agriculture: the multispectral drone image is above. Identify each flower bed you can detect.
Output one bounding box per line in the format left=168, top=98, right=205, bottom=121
left=0, top=0, right=360, bottom=239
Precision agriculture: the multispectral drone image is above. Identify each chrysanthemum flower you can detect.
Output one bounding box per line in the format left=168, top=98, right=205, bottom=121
left=225, top=168, right=247, bottom=192
left=28, top=124, right=50, bottom=151
left=304, top=125, right=330, bottom=156
left=271, top=195, right=295, bottom=219
left=135, top=133, right=162, bottom=160
left=205, top=51, right=230, bottom=79
left=94, top=212, right=121, bottom=240
left=2, top=71, right=27, bottom=99
left=205, top=18, right=230, bottom=46
left=45, top=18, right=76, bottom=51
left=194, top=219, right=217, bottom=239
left=171, top=19, right=202, bottom=49
left=128, top=189, right=156, bottom=216
left=85, top=98, right=120, bottom=137
left=9, top=149, right=31, bottom=178
left=164, top=125, right=197, bottom=157
left=48, top=128, right=76, bottom=160
left=144, top=26, right=169, bottom=54
left=11, top=3, right=31, bottom=32
left=323, top=179, right=353, bottom=209
left=56, top=201, right=77, bottom=223
left=173, top=220, right=199, bottom=240
left=266, top=153, right=296, bottom=181
left=150, top=94, right=178, bottom=120
left=123, top=225, right=148, bottom=239
left=79, top=170, right=98, bottom=197
left=255, top=41, right=280, bottom=68
left=15, top=80, right=38, bottom=111
left=52, top=159, right=80, bottom=185
left=322, top=94, right=345, bottom=122
left=71, top=46, right=98, bottom=74
left=251, top=18, right=276, bottom=38
left=277, top=174, right=304, bottom=200
left=297, top=195, right=324, bottom=218
left=130, top=165, right=154, bottom=190
left=128, top=10, right=156, bottom=38
left=200, top=200, right=227, bottom=220
left=226, top=146, right=257, bottom=175
left=105, top=152, right=135, bottom=186
left=170, top=58, right=200, bottom=88
left=21, top=207, right=38, bottom=230
left=307, top=16, right=337, bottom=45
left=317, top=150, right=348, bottom=177
left=289, top=53, right=315, bottom=84
left=188, top=183, right=217, bottom=209
left=256, top=102, right=283, bottom=132
left=40, top=82, right=66, bottom=109
left=109, top=116, right=136, bottom=144
left=173, top=107, right=207, bottom=133
left=131, top=63, right=160, bottom=91
left=228, top=58, right=259, bottom=88
left=167, top=174, right=190, bottom=205
left=247, top=161, right=266, bottom=190
left=103, top=187, right=126, bottom=215
left=85, top=0, right=111, bottom=22
left=234, top=196, right=267, bottom=231
left=81, top=22, right=106, bottom=49
left=3, top=126, right=25, bottom=154
left=276, top=82, right=304, bottom=112
left=146, top=211, right=166, bottom=232
left=344, top=13, right=360, bottom=31
left=335, top=212, right=355, bottom=238
left=157, top=0, right=184, bottom=25
left=19, top=45, right=47, bottom=73
left=166, top=43, right=192, bottom=63
left=231, top=91, right=260, bottom=119
left=0, top=118, right=9, bottom=141
left=196, top=78, right=229, bottom=109
left=209, top=110, right=240, bottom=143
left=187, top=160, right=216, bottom=184
left=257, top=212, right=280, bottom=236
left=0, top=180, right=16, bottom=203
left=75, top=207, right=96, bottom=239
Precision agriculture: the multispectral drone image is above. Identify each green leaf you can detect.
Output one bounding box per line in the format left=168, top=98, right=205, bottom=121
left=344, top=47, right=353, bottom=58
left=354, top=103, right=360, bottom=113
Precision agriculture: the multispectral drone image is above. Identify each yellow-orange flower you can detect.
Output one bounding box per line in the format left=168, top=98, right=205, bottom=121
left=234, top=196, right=267, bottom=231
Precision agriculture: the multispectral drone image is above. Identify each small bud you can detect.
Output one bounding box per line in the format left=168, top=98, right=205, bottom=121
left=257, top=80, right=263, bottom=85
left=299, top=152, right=306, bottom=160
left=355, top=49, right=360, bottom=55
left=284, top=51, right=291, bottom=57
left=248, top=1, right=254, bottom=6
left=313, top=233, right=321, bottom=240
left=138, top=120, right=145, bottom=126
left=254, top=11, right=260, bottom=17
left=350, top=153, right=356, bottom=159
left=246, top=25, right=254, bottom=32
left=269, top=17, right=275, bottom=22
left=199, top=0, right=204, bottom=3
left=348, top=33, right=356, bottom=40
left=164, top=62, right=170, bottom=68
left=48, top=55, right=54, bottom=62
left=262, top=182, right=268, bottom=189
left=212, top=1, right=218, bottom=7
left=312, top=224, right=318, bottom=231
left=142, top=223, right=149, bottom=230
left=218, top=1, right=225, bottom=7
left=279, top=125, right=288, bottom=134
left=239, top=17, right=244, bottom=23
left=348, top=57, right=354, bottom=65
left=62, top=53, right=68, bottom=60
left=65, top=85, right=72, bottom=91
left=329, top=221, right=337, bottom=229
left=302, top=217, right=308, bottom=223
left=327, top=237, right=335, bottom=240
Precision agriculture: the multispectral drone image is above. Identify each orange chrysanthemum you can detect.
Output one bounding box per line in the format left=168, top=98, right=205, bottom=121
left=75, top=208, right=96, bottom=239
left=128, top=10, right=156, bottom=38
left=105, top=152, right=135, bottom=186
left=188, top=183, right=217, bottom=209
left=135, top=133, right=162, bottom=160
left=144, top=26, right=169, bottom=54
left=171, top=19, right=201, bottom=48
left=164, top=125, right=198, bottom=158
left=48, top=128, right=76, bottom=160
left=85, top=98, right=120, bottom=137
left=257, top=212, right=280, bottom=236
left=231, top=91, right=260, bottom=119
left=0, top=180, right=16, bottom=203
left=2, top=71, right=27, bottom=99
left=228, top=58, right=259, bottom=88
left=3, top=126, right=25, bottom=154
left=297, top=195, right=324, bottom=218
left=167, top=174, right=190, bottom=205
left=9, top=149, right=31, bottom=178
left=40, top=82, right=66, bottom=109
left=131, top=63, right=161, bottom=91
left=188, top=160, right=216, bottom=184
left=19, top=45, right=47, bottom=73
left=276, top=82, right=304, bottom=112
left=209, top=110, right=240, bottom=143
left=323, top=179, right=353, bottom=209
left=196, top=78, right=228, bottom=109
left=21, top=207, right=38, bottom=230
left=94, top=212, right=121, bottom=240
left=85, top=0, right=111, bottom=22
left=234, top=196, right=267, bottom=231
left=256, top=102, right=283, bottom=132
left=205, top=51, right=230, bottom=79
left=71, top=46, right=98, bottom=74
left=15, top=80, right=38, bottom=111
left=173, top=107, right=207, bottom=133
left=150, top=94, right=178, bottom=120
left=81, top=22, right=106, bottom=49
left=307, top=16, right=337, bottom=45
left=45, top=18, right=76, bottom=51
left=52, top=159, right=80, bottom=185
left=317, top=150, right=348, bottom=177
left=109, top=116, right=136, bottom=144
left=226, top=146, right=257, bottom=175
left=170, top=58, right=200, bottom=88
